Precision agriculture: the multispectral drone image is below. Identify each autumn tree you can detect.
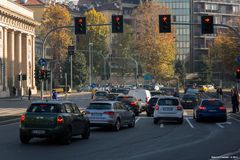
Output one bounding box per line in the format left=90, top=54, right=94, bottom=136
left=133, top=2, right=176, bottom=81
left=77, top=9, right=109, bottom=79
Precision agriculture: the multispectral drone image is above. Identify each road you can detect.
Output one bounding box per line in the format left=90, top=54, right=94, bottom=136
left=0, top=92, right=239, bottom=160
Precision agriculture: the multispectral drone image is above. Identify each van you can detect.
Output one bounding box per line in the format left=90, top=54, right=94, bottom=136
left=128, top=89, right=151, bottom=112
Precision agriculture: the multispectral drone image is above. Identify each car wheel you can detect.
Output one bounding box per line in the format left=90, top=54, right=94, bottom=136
left=20, top=134, right=31, bottom=144
left=177, top=117, right=183, bottom=124
left=82, top=124, right=90, bottom=139
left=153, top=118, right=158, bottom=124
left=128, top=117, right=135, bottom=128
left=61, top=127, right=72, bottom=145
left=113, top=119, right=121, bottom=131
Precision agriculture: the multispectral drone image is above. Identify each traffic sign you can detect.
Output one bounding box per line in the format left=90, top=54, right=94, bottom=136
left=91, top=83, right=96, bottom=88
left=38, top=58, right=47, bottom=66
left=68, top=46, right=75, bottom=55
left=236, top=56, right=240, bottom=64
left=144, top=74, right=153, bottom=81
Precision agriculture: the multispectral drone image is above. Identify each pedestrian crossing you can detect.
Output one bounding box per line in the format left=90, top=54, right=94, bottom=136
left=0, top=108, right=26, bottom=117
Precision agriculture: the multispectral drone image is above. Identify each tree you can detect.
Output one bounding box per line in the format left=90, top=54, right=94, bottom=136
left=64, top=51, right=88, bottom=87
left=175, top=60, right=185, bottom=86
left=133, top=2, right=176, bottom=81
left=77, top=9, right=109, bottom=78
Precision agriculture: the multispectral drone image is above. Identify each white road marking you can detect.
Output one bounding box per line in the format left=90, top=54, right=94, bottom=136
left=228, top=115, right=240, bottom=123
left=216, top=123, right=224, bottom=128
left=160, top=123, right=164, bottom=128
left=185, top=117, right=194, bottom=128
left=0, top=122, right=19, bottom=127
left=135, top=117, right=140, bottom=123
left=215, top=148, right=240, bottom=159
left=231, top=113, right=240, bottom=118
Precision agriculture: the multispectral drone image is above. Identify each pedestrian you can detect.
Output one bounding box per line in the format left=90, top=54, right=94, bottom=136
left=12, top=86, right=16, bottom=97
left=231, top=88, right=239, bottom=113
left=28, top=88, right=31, bottom=100
left=52, top=90, right=58, bottom=100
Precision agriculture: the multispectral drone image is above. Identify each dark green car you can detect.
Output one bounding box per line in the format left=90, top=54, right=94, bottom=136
left=20, top=101, right=90, bottom=145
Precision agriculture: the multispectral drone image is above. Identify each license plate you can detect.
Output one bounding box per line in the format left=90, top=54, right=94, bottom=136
left=163, top=108, right=173, bottom=111
left=32, top=130, right=45, bottom=134
left=208, top=110, right=217, bottom=112
left=92, top=113, right=102, bottom=116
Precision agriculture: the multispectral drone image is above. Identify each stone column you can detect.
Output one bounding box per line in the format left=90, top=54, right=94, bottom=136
left=15, top=32, right=22, bottom=96
left=3, top=27, right=8, bottom=93
left=31, top=35, right=37, bottom=94
left=10, top=30, right=15, bottom=87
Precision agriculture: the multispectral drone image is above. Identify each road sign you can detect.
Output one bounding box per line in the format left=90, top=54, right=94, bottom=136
left=236, top=56, right=240, bottom=64
left=38, top=58, right=47, bottom=66
left=144, top=74, right=153, bottom=81
left=68, top=46, right=75, bottom=55
left=91, top=83, right=96, bottom=88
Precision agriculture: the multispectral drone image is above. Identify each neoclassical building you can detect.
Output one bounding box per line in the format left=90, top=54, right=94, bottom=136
left=0, top=0, right=39, bottom=97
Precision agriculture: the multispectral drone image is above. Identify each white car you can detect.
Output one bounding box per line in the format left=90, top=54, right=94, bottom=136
left=153, top=96, right=183, bottom=124
left=128, top=89, right=151, bottom=112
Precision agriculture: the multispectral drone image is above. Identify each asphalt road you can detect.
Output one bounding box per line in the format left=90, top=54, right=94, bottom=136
left=0, top=92, right=239, bottom=160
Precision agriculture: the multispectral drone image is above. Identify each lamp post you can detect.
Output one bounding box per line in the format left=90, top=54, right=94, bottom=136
left=89, top=43, right=93, bottom=86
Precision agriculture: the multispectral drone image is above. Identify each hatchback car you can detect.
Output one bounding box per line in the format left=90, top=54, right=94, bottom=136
left=181, top=94, right=199, bottom=109
left=146, top=96, right=160, bottom=117
left=116, top=95, right=140, bottom=116
left=84, top=101, right=135, bottom=131
left=193, top=99, right=227, bottom=122
left=20, top=101, right=90, bottom=145
left=94, top=91, right=108, bottom=101
left=153, top=96, right=183, bottom=124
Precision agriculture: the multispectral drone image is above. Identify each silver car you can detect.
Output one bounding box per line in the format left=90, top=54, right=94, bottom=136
left=153, top=96, right=183, bottom=124
left=84, top=101, right=135, bottom=131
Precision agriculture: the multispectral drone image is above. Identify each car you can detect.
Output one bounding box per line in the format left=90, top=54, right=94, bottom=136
left=106, top=93, right=120, bottom=100
left=206, top=84, right=215, bottom=90
left=146, top=96, right=160, bottom=117
left=77, top=85, right=91, bottom=92
left=153, top=96, right=183, bottom=124
left=128, top=89, right=151, bottom=112
left=110, top=88, right=130, bottom=95
left=160, top=87, right=179, bottom=97
left=150, top=91, right=162, bottom=97
left=19, top=101, right=90, bottom=145
left=84, top=101, right=135, bottom=131
left=198, top=85, right=208, bottom=92
left=193, top=99, right=227, bottom=122
left=116, top=95, right=141, bottom=116
left=181, top=94, right=199, bottom=109
left=94, top=91, right=108, bottom=101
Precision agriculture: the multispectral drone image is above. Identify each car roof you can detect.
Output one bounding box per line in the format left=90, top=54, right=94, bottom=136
left=90, top=101, right=119, bottom=104
left=31, top=100, right=74, bottom=105
left=158, top=96, right=179, bottom=99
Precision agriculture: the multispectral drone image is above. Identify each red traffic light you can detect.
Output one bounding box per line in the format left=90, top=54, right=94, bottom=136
left=237, top=68, right=240, bottom=72
left=204, top=18, right=210, bottom=23
left=115, top=17, right=120, bottom=22
left=162, top=16, right=168, bottom=23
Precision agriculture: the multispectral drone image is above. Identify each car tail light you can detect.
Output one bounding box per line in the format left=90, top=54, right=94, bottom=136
left=20, top=114, right=25, bottom=124
left=104, top=111, right=115, bottom=116
left=198, top=106, right=206, bottom=110
left=57, top=116, right=64, bottom=124
left=177, top=105, right=183, bottom=110
left=130, top=101, right=137, bottom=107
left=146, top=97, right=149, bottom=103
left=155, top=105, right=159, bottom=110
left=219, top=106, right=225, bottom=110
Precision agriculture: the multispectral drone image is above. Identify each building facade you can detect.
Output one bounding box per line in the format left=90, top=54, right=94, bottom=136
left=0, top=0, right=39, bottom=97
left=192, top=0, right=240, bottom=73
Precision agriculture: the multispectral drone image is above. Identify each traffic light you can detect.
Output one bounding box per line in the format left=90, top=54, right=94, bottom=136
left=159, top=15, right=171, bottom=33
left=74, top=17, right=86, bottom=34
left=236, top=68, right=240, bottom=79
left=201, top=16, right=214, bottom=34
left=40, top=69, right=45, bottom=80
left=112, top=15, right=123, bottom=33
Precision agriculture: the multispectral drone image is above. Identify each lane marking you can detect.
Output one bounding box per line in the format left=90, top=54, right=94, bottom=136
left=216, top=148, right=240, bottom=159
left=228, top=116, right=240, bottom=123
left=231, top=113, right=240, bottom=118
left=135, top=117, right=140, bottom=123
left=160, top=123, right=164, bottom=128
left=216, top=123, right=224, bottom=128
left=0, top=122, right=18, bottom=127
left=185, top=117, right=194, bottom=128
left=183, top=111, right=188, bottom=116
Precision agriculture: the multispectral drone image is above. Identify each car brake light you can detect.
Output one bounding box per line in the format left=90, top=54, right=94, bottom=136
left=57, top=116, right=64, bottom=124
left=155, top=105, right=159, bottom=110
left=104, top=111, right=114, bottom=116
left=20, top=114, right=25, bottom=124
left=130, top=101, right=137, bottom=106
left=219, top=106, right=225, bottom=110
left=198, top=106, right=206, bottom=110
left=177, top=105, right=183, bottom=110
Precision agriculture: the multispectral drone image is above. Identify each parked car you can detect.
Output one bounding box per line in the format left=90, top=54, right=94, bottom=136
left=116, top=95, right=140, bottom=116
left=146, top=96, right=160, bottom=117
left=193, top=99, right=227, bottom=122
left=128, top=89, right=151, bottom=112
left=153, top=96, right=183, bottom=124
left=160, top=87, right=179, bottom=97
left=19, top=101, right=90, bottom=145
left=84, top=101, right=135, bottom=131
left=181, top=94, right=199, bottom=109
left=94, top=91, right=108, bottom=101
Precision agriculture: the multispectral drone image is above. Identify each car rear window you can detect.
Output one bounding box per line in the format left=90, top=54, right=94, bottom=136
left=95, top=92, right=107, bottom=96
left=158, top=99, right=179, bottom=106
left=202, top=100, right=223, bottom=107
left=148, top=97, right=158, bottom=105
left=88, top=103, right=112, bottom=110
left=27, top=104, right=61, bottom=113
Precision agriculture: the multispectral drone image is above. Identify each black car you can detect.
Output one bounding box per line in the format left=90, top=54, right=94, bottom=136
left=20, top=101, right=90, bottom=145
left=146, top=96, right=160, bottom=117
left=116, top=95, right=140, bottom=116
left=181, top=94, right=199, bottom=109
